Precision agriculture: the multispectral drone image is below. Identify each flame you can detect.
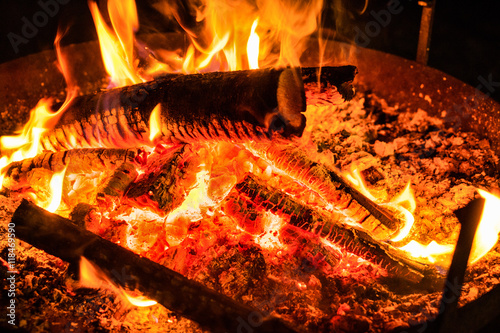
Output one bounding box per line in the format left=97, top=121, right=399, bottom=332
left=149, top=103, right=162, bottom=143
left=44, top=166, right=68, bottom=213
left=79, top=257, right=157, bottom=307
left=343, top=169, right=416, bottom=241
left=89, top=0, right=142, bottom=87
left=398, top=240, right=454, bottom=264
left=153, top=0, right=324, bottom=72
left=469, top=189, right=500, bottom=263
left=247, top=18, right=260, bottom=69
left=0, top=29, right=78, bottom=190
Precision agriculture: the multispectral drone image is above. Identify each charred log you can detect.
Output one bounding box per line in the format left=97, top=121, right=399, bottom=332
left=1, top=148, right=139, bottom=190
left=12, top=199, right=298, bottom=333
left=123, top=144, right=204, bottom=214
left=247, top=142, right=400, bottom=240
left=230, top=173, right=434, bottom=283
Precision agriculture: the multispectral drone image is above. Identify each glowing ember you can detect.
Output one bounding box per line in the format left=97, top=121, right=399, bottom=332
left=254, top=211, right=286, bottom=250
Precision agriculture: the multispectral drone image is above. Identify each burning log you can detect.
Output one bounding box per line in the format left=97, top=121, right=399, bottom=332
left=228, top=173, right=434, bottom=283
left=38, top=66, right=356, bottom=151
left=40, top=68, right=304, bottom=150
left=1, top=148, right=139, bottom=190
left=12, top=199, right=298, bottom=333
left=247, top=142, right=401, bottom=240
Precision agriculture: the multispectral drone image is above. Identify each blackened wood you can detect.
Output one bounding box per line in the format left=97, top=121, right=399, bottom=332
left=40, top=68, right=308, bottom=151
left=1, top=148, right=139, bottom=190
left=124, top=145, right=199, bottom=214
left=433, top=198, right=486, bottom=333
left=232, top=174, right=432, bottom=283
left=12, top=199, right=298, bottom=333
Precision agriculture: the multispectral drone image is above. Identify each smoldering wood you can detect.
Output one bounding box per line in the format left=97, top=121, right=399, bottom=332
left=123, top=145, right=199, bottom=214
left=12, top=199, right=298, bottom=333
left=231, top=173, right=435, bottom=284
left=247, top=142, right=400, bottom=241
left=1, top=148, right=139, bottom=190
left=96, top=162, right=138, bottom=208
left=40, top=68, right=308, bottom=151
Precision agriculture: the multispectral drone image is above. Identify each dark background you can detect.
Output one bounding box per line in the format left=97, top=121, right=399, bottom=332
left=1, top=0, right=499, bottom=102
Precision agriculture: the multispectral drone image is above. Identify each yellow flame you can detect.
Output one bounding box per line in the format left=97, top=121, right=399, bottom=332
left=89, top=0, right=142, bottom=87
left=344, top=169, right=416, bottom=241
left=398, top=240, right=454, bottom=264
left=79, top=257, right=156, bottom=307
left=469, top=189, right=500, bottom=263
left=123, top=293, right=158, bottom=307
left=149, top=104, right=162, bottom=142
left=247, top=18, right=260, bottom=69
left=44, top=166, right=68, bottom=213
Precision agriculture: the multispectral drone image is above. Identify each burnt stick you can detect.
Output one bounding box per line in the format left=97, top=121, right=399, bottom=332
left=12, top=199, right=299, bottom=333
left=231, top=174, right=434, bottom=283
left=246, top=142, right=400, bottom=241
left=1, top=148, right=139, bottom=190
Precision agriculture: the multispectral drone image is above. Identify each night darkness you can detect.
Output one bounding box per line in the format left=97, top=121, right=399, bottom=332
left=0, top=0, right=499, bottom=102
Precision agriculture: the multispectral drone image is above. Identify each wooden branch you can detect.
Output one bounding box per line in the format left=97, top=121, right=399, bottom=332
left=12, top=199, right=298, bottom=333
left=230, top=174, right=433, bottom=283
left=246, top=142, right=400, bottom=241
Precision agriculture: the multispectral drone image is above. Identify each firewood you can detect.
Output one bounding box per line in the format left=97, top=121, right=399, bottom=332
left=96, top=162, right=138, bottom=208
left=123, top=144, right=204, bottom=214
left=39, top=66, right=356, bottom=151
left=247, top=142, right=400, bottom=240
left=12, top=199, right=298, bottom=333
left=1, top=148, right=139, bottom=190
left=40, top=68, right=305, bottom=151
left=230, top=173, right=434, bottom=283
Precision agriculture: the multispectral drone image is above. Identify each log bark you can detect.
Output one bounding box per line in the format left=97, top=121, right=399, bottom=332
left=230, top=173, right=434, bottom=283
left=12, top=199, right=298, bottom=333
left=246, top=141, right=400, bottom=241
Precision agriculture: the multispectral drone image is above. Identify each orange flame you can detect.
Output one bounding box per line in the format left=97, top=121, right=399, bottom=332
left=469, top=189, right=500, bottom=263
left=79, top=257, right=157, bottom=307
left=89, top=0, right=142, bottom=87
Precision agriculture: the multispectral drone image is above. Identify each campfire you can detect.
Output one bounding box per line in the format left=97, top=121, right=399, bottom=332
left=1, top=1, right=500, bottom=332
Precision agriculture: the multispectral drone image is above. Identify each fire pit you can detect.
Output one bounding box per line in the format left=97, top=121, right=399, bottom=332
left=1, top=1, right=500, bottom=332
